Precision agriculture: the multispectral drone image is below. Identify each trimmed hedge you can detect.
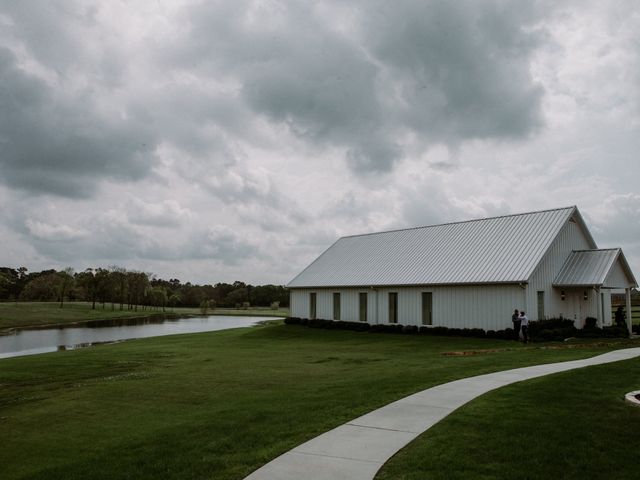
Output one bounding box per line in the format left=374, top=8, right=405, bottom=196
left=283, top=316, right=630, bottom=341
left=528, top=318, right=576, bottom=341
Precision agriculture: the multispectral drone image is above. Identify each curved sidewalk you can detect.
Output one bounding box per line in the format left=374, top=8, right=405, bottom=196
left=245, top=347, right=640, bottom=480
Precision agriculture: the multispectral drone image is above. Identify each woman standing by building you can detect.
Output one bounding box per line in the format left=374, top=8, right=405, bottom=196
left=519, top=311, right=529, bottom=343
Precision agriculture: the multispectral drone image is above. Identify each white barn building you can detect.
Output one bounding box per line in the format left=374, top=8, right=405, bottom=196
left=288, top=206, right=637, bottom=332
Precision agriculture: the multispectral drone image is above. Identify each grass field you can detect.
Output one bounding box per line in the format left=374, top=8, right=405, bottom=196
left=209, top=307, right=289, bottom=317
left=0, top=323, right=638, bottom=480
left=376, top=355, right=640, bottom=480
left=0, top=302, right=288, bottom=331
left=0, top=302, right=202, bottom=331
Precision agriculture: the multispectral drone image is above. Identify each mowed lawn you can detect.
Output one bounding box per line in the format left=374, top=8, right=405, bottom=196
left=0, top=302, right=288, bottom=332
left=0, top=302, right=201, bottom=330
left=377, top=355, right=640, bottom=480
left=0, top=322, right=638, bottom=480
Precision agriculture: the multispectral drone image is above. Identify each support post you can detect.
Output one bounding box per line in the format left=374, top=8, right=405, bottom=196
left=626, top=287, right=633, bottom=336
left=595, top=286, right=601, bottom=328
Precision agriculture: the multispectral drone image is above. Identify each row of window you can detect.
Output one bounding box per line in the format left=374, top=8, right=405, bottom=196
left=309, top=291, right=433, bottom=325
left=309, top=290, right=599, bottom=325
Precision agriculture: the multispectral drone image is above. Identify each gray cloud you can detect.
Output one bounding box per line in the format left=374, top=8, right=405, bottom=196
left=0, top=45, right=156, bottom=197
left=361, top=1, right=545, bottom=140
left=0, top=1, right=638, bottom=285
left=182, top=226, right=262, bottom=265
left=172, top=0, right=546, bottom=173
left=0, top=0, right=548, bottom=200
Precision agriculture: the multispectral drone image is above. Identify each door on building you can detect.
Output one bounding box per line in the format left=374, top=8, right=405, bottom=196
left=571, top=290, right=586, bottom=326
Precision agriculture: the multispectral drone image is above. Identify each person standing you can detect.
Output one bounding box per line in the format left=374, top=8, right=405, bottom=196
left=615, top=306, right=626, bottom=328
left=512, top=309, right=521, bottom=340
left=520, top=311, right=529, bottom=343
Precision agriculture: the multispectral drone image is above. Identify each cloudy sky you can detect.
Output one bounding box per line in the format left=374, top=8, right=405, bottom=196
left=0, top=0, right=639, bottom=285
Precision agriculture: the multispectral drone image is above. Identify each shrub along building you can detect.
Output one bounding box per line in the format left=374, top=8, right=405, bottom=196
left=288, top=206, right=637, bottom=333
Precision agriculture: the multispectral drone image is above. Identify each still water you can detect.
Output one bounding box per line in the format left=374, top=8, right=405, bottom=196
left=0, top=315, right=271, bottom=359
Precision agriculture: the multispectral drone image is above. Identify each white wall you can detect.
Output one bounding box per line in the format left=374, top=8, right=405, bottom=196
left=527, top=217, right=595, bottom=324
left=601, top=290, right=613, bottom=326
left=290, top=284, right=525, bottom=331
left=604, top=259, right=633, bottom=289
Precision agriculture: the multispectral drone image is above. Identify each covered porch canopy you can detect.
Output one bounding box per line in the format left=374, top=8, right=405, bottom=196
left=553, top=249, right=638, bottom=333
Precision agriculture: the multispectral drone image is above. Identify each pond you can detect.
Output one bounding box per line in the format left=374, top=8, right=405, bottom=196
left=0, top=315, right=273, bottom=359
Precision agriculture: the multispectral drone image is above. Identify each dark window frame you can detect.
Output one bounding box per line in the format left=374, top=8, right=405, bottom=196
left=309, top=292, right=317, bottom=319
left=388, top=292, right=398, bottom=324
left=333, top=292, right=341, bottom=320
left=537, top=291, right=545, bottom=320
left=359, top=292, right=368, bottom=322
left=422, top=292, right=433, bottom=326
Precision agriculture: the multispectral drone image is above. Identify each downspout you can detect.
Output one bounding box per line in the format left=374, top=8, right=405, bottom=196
left=626, top=287, right=633, bottom=337
left=595, top=286, right=601, bottom=327
left=372, top=287, right=379, bottom=325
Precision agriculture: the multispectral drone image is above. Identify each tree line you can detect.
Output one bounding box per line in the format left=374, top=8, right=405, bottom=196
left=0, top=266, right=289, bottom=311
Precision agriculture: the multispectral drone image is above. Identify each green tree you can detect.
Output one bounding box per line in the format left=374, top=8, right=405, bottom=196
left=168, top=292, right=181, bottom=311
left=126, top=271, right=149, bottom=311
left=0, top=271, right=11, bottom=299
left=57, top=268, right=75, bottom=308
left=19, top=273, right=61, bottom=301
left=94, top=268, right=113, bottom=309
left=76, top=268, right=99, bottom=309
left=110, top=266, right=128, bottom=310
left=225, top=287, right=248, bottom=307
left=148, top=286, right=168, bottom=312
left=199, top=299, right=215, bottom=315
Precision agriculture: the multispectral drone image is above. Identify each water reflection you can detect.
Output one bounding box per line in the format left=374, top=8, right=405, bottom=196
left=0, top=315, right=272, bottom=359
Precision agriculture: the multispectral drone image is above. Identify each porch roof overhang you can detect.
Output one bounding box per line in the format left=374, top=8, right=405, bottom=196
left=553, top=248, right=638, bottom=289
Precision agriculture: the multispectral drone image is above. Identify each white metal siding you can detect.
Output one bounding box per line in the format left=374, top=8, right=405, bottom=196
left=604, top=259, right=634, bottom=288
left=291, top=285, right=525, bottom=331
left=290, top=289, right=309, bottom=318
left=602, top=291, right=612, bottom=325
left=527, top=219, right=595, bottom=321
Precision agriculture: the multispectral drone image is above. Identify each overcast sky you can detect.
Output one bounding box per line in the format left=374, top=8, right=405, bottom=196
left=0, top=0, right=639, bottom=285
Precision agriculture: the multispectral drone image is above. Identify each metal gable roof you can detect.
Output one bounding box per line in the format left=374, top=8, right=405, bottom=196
left=288, top=206, right=579, bottom=288
left=553, top=248, right=638, bottom=288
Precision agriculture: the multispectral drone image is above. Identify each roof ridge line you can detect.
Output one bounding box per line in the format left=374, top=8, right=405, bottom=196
left=341, top=206, right=576, bottom=239
left=572, top=248, right=620, bottom=252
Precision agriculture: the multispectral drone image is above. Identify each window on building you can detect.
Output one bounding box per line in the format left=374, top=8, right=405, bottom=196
left=388, top=292, right=398, bottom=324
left=309, top=292, right=316, bottom=319
left=359, top=292, right=367, bottom=322
left=537, top=291, right=545, bottom=320
left=422, top=292, right=433, bottom=325
left=333, top=292, right=341, bottom=320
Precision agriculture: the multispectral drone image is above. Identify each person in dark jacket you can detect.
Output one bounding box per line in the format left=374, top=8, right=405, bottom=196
left=615, top=306, right=626, bottom=328
left=512, top=309, right=521, bottom=340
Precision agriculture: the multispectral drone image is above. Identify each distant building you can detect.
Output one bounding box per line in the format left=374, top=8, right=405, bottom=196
left=288, top=206, right=637, bottom=332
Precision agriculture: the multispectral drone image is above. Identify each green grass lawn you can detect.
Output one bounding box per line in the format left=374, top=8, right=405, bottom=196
left=0, top=302, right=287, bottom=332
left=0, top=302, right=203, bottom=331
left=210, top=307, right=289, bottom=317
left=0, top=323, right=637, bottom=480
left=376, top=355, right=640, bottom=480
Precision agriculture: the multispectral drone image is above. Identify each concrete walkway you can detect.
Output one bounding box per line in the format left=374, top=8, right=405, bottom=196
left=245, top=347, right=640, bottom=480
